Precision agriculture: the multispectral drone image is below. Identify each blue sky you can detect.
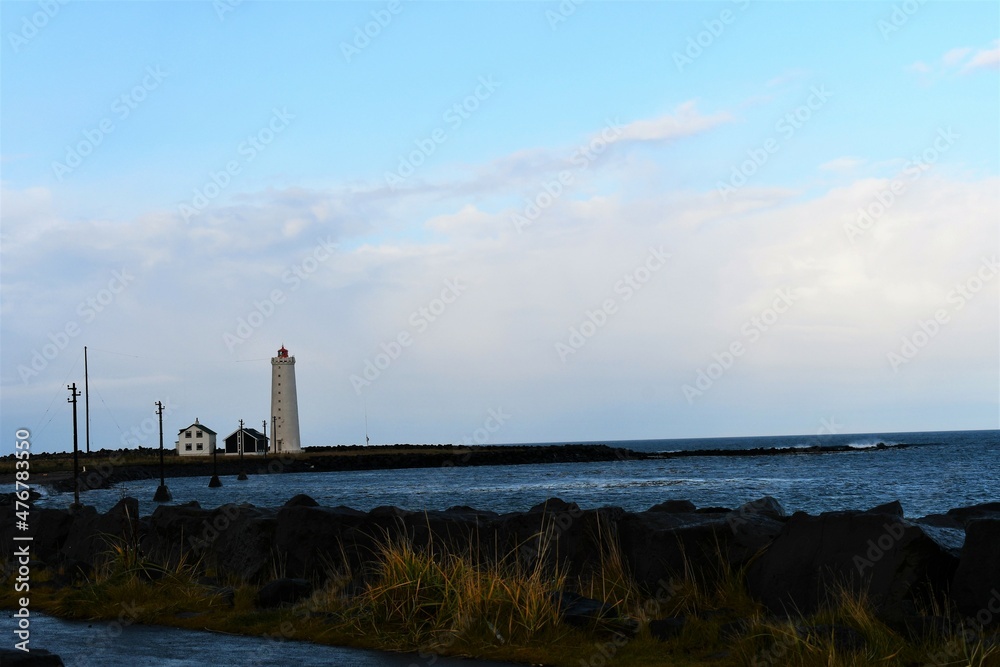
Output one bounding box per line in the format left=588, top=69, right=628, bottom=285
left=2, top=1, right=998, bottom=453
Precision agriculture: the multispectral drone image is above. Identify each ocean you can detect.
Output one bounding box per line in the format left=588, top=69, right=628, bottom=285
left=36, top=429, right=999, bottom=518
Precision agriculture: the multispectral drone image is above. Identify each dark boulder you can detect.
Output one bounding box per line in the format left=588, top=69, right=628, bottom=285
left=207, top=505, right=277, bottom=582
left=283, top=494, right=319, bottom=508
left=734, top=496, right=786, bottom=520
left=141, top=503, right=215, bottom=569
left=866, top=501, right=904, bottom=517
left=946, top=503, right=1000, bottom=526
left=256, top=577, right=312, bottom=608
left=619, top=508, right=783, bottom=593
left=61, top=498, right=139, bottom=567
left=0, top=648, right=64, bottom=666
left=647, top=500, right=696, bottom=513
left=747, top=512, right=958, bottom=618
left=648, top=617, right=686, bottom=640
left=951, top=519, right=1000, bottom=619
left=274, top=505, right=368, bottom=578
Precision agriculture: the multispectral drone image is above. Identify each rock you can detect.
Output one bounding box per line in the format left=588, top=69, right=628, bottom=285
left=648, top=500, right=696, bottom=513
left=619, top=509, right=783, bottom=593
left=0, top=648, right=64, bottom=666
left=61, top=498, right=139, bottom=567
left=747, top=511, right=958, bottom=618
left=274, top=505, right=368, bottom=578
left=141, top=503, right=214, bottom=569
left=947, top=503, right=1000, bottom=526
left=283, top=494, right=319, bottom=508
left=550, top=591, right=616, bottom=627
left=648, top=616, right=686, bottom=640
left=550, top=591, right=637, bottom=634
left=213, top=586, right=236, bottom=606
left=256, top=578, right=312, bottom=608
left=951, top=519, right=1000, bottom=618
left=207, top=505, right=277, bottom=583
left=915, top=513, right=963, bottom=530
left=866, top=501, right=904, bottom=517
left=528, top=498, right=580, bottom=515
left=734, top=496, right=786, bottom=520
left=914, top=523, right=965, bottom=558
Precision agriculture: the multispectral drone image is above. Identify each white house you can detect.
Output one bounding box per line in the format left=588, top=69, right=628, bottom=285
left=175, top=418, right=217, bottom=456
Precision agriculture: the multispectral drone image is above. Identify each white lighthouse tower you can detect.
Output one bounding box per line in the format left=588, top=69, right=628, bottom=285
left=270, top=345, right=301, bottom=454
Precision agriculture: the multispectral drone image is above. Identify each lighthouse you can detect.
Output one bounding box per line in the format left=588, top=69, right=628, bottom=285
left=270, top=345, right=301, bottom=454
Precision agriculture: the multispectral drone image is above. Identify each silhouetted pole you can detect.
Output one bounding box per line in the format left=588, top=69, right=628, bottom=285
left=208, top=430, right=222, bottom=488
left=261, top=419, right=268, bottom=460
left=67, top=383, right=82, bottom=509
left=272, top=415, right=277, bottom=455
left=84, top=346, right=90, bottom=455
left=153, top=401, right=172, bottom=502
left=237, top=419, right=248, bottom=480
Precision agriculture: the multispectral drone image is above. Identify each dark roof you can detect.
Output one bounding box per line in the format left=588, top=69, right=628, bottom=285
left=224, top=427, right=267, bottom=441
left=177, top=422, right=217, bottom=435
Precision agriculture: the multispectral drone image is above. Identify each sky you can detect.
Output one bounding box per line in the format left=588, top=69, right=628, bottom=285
left=1, top=1, right=998, bottom=454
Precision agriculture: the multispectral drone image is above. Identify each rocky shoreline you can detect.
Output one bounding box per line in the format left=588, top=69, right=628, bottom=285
left=4, top=494, right=998, bottom=628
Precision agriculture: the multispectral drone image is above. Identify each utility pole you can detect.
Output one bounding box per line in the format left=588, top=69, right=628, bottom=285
left=67, top=383, right=82, bottom=509
left=84, top=346, right=90, bottom=455
left=209, top=427, right=222, bottom=488
left=272, top=415, right=277, bottom=455
left=261, top=419, right=268, bottom=460
left=153, top=401, right=171, bottom=502
left=237, top=419, right=248, bottom=480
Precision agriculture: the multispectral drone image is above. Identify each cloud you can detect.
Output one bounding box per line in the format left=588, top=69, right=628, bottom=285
left=819, top=157, right=866, bottom=172
left=942, top=47, right=972, bottom=67
left=911, top=40, right=1000, bottom=79
left=962, top=40, right=1000, bottom=72
left=615, top=101, right=732, bottom=143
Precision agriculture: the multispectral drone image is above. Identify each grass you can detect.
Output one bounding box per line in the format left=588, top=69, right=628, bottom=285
left=3, top=514, right=998, bottom=666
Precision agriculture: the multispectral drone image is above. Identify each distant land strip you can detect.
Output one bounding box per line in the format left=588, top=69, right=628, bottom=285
left=1, top=441, right=919, bottom=492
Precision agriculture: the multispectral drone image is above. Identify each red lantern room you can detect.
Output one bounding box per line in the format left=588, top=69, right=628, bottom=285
left=277, top=345, right=289, bottom=358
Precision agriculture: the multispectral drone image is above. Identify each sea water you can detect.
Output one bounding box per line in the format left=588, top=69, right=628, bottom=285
left=37, top=429, right=998, bottom=517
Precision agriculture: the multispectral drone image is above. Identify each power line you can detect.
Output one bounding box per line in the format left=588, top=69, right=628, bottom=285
left=34, top=347, right=84, bottom=437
